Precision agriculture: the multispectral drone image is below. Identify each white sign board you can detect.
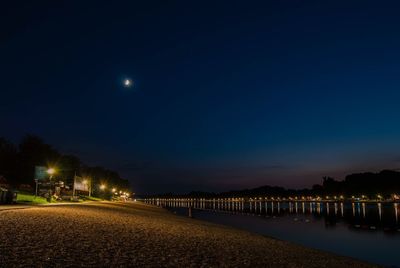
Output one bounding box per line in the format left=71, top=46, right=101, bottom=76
left=74, top=176, right=89, bottom=192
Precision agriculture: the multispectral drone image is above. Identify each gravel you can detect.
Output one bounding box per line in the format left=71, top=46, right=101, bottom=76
left=0, top=202, right=379, bottom=267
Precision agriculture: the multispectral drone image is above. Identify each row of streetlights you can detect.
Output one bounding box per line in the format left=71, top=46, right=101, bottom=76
left=99, top=185, right=131, bottom=197
left=46, top=167, right=131, bottom=199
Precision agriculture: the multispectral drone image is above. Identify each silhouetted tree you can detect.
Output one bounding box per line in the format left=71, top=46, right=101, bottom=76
left=0, top=134, right=131, bottom=195
left=344, top=170, right=400, bottom=196
left=312, top=184, right=324, bottom=195
left=17, top=135, right=61, bottom=185
left=322, top=176, right=344, bottom=195
left=58, top=154, right=82, bottom=185
left=0, top=137, right=18, bottom=185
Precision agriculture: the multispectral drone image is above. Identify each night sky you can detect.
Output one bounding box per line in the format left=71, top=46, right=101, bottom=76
left=2, top=1, right=400, bottom=194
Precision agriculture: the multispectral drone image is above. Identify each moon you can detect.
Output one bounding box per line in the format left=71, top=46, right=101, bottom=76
left=123, top=78, right=133, bottom=88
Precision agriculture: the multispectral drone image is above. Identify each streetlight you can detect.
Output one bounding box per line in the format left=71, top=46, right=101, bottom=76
left=46, top=168, right=56, bottom=202
left=99, top=184, right=107, bottom=200
left=47, top=168, right=56, bottom=178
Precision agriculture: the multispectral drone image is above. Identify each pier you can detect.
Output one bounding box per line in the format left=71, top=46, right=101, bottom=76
left=143, top=197, right=399, bottom=221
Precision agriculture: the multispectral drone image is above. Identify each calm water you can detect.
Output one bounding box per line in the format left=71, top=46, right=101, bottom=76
left=170, top=202, right=400, bottom=267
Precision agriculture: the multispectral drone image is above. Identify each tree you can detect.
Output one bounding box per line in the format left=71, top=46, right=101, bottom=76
left=58, top=155, right=82, bottom=185
left=0, top=137, right=18, bottom=185
left=17, top=135, right=61, bottom=184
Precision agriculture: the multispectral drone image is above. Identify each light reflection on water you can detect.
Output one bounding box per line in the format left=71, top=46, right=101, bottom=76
left=170, top=202, right=400, bottom=267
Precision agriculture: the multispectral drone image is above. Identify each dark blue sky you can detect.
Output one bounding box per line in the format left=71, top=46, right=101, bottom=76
left=2, top=1, right=400, bottom=194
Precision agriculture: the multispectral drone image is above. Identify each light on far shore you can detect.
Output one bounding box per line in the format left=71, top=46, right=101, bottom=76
left=100, top=184, right=106, bottom=190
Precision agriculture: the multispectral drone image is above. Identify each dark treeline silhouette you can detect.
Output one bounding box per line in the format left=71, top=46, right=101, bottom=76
left=0, top=135, right=130, bottom=194
left=153, top=170, right=400, bottom=198
left=312, top=171, right=400, bottom=196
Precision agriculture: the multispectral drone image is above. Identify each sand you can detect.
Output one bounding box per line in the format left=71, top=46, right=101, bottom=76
left=0, top=201, right=379, bottom=267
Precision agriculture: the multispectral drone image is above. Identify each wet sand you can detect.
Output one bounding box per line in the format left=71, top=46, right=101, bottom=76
left=0, top=202, right=379, bottom=267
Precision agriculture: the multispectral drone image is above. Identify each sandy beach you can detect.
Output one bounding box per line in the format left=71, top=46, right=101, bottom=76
left=0, top=202, right=378, bottom=267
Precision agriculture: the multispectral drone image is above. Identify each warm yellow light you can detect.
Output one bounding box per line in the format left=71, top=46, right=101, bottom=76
left=100, top=184, right=106, bottom=190
left=47, top=168, right=56, bottom=175
left=82, top=179, right=88, bottom=185
left=112, top=188, right=116, bottom=193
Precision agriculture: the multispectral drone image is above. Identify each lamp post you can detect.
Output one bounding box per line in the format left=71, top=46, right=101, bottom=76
left=99, top=184, right=106, bottom=200
left=46, top=168, right=56, bottom=202
left=47, top=168, right=55, bottom=179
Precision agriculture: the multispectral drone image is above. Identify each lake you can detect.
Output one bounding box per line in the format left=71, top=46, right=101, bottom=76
left=169, top=202, right=400, bottom=267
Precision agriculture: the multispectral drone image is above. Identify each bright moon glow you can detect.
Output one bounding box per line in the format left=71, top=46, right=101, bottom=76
left=124, top=79, right=132, bottom=87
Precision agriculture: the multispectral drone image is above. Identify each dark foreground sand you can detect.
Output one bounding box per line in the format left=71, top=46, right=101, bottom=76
left=0, top=202, right=378, bottom=267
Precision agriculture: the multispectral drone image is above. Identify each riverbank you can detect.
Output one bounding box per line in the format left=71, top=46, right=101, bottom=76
left=0, top=202, right=378, bottom=267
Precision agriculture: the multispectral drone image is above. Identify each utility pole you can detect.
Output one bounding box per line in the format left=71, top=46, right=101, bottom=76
left=72, top=173, right=76, bottom=199
left=35, top=179, right=38, bottom=197
left=89, top=178, right=92, bottom=197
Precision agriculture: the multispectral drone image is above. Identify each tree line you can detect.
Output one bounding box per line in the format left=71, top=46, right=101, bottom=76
left=0, top=135, right=130, bottom=194
left=153, top=170, right=400, bottom=199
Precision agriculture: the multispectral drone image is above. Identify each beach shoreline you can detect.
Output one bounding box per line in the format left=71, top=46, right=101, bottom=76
left=0, top=201, right=379, bottom=267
